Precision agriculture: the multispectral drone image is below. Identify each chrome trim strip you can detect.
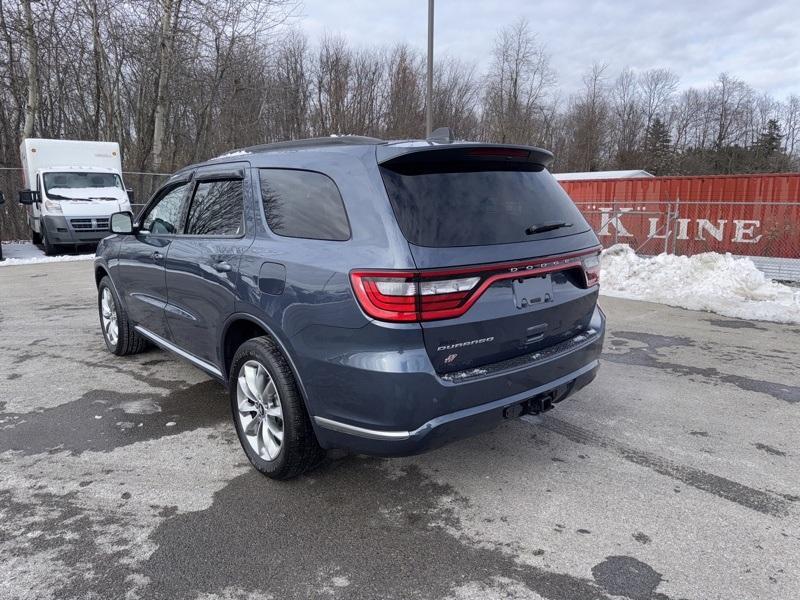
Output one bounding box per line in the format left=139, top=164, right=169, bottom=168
left=313, top=416, right=410, bottom=441
left=134, top=325, right=223, bottom=378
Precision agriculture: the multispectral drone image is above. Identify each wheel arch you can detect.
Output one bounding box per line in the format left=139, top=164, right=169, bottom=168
left=220, top=313, right=313, bottom=415
left=95, top=264, right=110, bottom=287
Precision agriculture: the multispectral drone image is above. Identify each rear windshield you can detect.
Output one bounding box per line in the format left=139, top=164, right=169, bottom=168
left=380, top=162, right=588, bottom=247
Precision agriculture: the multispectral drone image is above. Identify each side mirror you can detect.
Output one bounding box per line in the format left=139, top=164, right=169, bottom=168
left=110, top=211, right=134, bottom=234
left=0, top=191, right=5, bottom=205
left=19, top=190, right=40, bottom=205
left=126, top=188, right=135, bottom=203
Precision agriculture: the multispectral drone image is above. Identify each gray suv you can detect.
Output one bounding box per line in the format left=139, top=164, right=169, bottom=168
left=94, top=136, right=605, bottom=479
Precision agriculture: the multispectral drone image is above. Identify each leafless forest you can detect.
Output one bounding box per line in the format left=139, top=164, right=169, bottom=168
left=1, top=0, right=798, bottom=239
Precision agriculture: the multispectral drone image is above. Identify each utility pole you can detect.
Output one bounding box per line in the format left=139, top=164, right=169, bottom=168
left=426, top=0, right=434, bottom=138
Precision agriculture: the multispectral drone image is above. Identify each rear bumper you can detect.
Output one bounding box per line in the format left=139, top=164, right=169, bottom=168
left=42, top=215, right=110, bottom=244
left=305, top=306, right=605, bottom=456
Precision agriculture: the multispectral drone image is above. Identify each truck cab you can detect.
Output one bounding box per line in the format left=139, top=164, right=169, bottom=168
left=19, top=139, right=132, bottom=255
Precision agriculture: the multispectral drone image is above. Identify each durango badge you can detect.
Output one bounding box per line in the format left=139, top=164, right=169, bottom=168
left=437, top=337, right=495, bottom=352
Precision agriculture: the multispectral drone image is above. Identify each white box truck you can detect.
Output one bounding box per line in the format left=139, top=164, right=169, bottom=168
left=18, top=138, right=132, bottom=255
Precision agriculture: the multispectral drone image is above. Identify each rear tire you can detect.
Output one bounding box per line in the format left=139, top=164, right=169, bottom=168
left=230, top=337, right=323, bottom=480
left=98, top=277, right=147, bottom=356
left=31, top=228, right=41, bottom=245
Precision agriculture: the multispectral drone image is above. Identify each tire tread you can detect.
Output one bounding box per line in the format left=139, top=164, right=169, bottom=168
left=230, top=336, right=323, bottom=480
left=99, top=276, right=147, bottom=356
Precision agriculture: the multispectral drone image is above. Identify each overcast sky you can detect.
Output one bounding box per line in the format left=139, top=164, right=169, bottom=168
left=298, top=0, right=799, bottom=99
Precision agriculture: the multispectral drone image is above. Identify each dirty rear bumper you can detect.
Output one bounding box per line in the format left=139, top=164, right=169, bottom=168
left=309, top=306, right=605, bottom=456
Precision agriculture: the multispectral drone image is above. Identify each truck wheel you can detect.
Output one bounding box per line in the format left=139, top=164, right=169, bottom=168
left=31, top=228, right=41, bottom=245
left=98, top=277, right=147, bottom=356
left=230, top=337, right=323, bottom=480
left=41, top=224, right=58, bottom=256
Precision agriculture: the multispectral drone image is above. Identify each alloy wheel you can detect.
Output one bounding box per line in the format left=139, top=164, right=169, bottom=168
left=236, top=360, right=285, bottom=460
left=100, top=287, right=119, bottom=347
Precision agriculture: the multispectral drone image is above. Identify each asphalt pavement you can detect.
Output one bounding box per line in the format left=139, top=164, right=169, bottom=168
left=1, top=260, right=798, bottom=600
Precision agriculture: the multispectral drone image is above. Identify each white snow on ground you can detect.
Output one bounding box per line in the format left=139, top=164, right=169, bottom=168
left=0, top=241, right=94, bottom=266
left=600, top=244, right=800, bottom=324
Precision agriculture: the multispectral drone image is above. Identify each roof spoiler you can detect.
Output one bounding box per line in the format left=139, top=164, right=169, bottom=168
left=377, top=142, right=555, bottom=169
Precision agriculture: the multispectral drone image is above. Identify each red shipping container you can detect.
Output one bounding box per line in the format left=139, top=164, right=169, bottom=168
left=559, top=173, right=800, bottom=259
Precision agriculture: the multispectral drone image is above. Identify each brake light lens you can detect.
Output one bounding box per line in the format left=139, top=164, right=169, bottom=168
left=466, top=147, right=530, bottom=159
left=581, top=253, right=601, bottom=287
left=351, top=248, right=600, bottom=323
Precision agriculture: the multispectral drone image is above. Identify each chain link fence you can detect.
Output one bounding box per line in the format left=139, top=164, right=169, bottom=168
left=0, top=167, right=168, bottom=241
left=573, top=200, right=800, bottom=282
left=564, top=174, right=800, bottom=282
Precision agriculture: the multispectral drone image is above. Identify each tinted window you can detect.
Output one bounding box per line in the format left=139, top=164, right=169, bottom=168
left=380, top=163, right=589, bottom=247
left=142, top=184, right=188, bottom=234
left=185, top=180, right=244, bottom=236
left=259, top=169, right=350, bottom=241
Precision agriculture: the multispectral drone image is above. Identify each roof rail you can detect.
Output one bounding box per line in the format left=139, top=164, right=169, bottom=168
left=237, top=136, right=384, bottom=155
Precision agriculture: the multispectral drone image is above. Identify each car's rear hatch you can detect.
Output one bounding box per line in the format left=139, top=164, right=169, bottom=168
left=375, top=143, right=601, bottom=375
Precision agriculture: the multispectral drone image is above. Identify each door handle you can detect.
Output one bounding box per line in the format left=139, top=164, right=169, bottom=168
left=213, top=261, right=232, bottom=272
left=152, top=251, right=163, bottom=261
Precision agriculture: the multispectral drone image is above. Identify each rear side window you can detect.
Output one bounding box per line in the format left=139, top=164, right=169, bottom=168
left=185, top=180, right=244, bottom=236
left=259, top=169, right=350, bottom=241
left=380, top=162, right=588, bottom=247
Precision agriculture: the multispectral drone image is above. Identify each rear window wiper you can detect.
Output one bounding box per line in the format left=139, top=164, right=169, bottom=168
left=525, top=221, right=573, bottom=235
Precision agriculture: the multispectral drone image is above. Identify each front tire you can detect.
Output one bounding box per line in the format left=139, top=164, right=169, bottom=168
left=230, top=337, right=323, bottom=480
left=98, top=277, right=147, bottom=356
left=41, top=223, right=57, bottom=256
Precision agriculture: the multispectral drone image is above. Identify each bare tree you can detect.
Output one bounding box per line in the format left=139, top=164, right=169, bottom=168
left=1, top=5, right=799, bottom=240
left=384, top=44, right=424, bottom=139
left=610, top=67, right=643, bottom=167
left=150, top=0, right=180, bottom=170
left=482, top=18, right=555, bottom=144
left=563, top=63, right=610, bottom=171
left=432, top=57, right=480, bottom=138
left=21, top=0, right=38, bottom=137
left=640, top=67, right=678, bottom=131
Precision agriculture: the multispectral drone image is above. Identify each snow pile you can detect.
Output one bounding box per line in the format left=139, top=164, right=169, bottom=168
left=214, top=149, right=250, bottom=159
left=0, top=241, right=94, bottom=266
left=600, top=244, right=800, bottom=324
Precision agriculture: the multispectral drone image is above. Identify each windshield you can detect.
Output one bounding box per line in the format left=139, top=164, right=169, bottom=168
left=43, top=172, right=124, bottom=200
left=380, top=162, right=590, bottom=247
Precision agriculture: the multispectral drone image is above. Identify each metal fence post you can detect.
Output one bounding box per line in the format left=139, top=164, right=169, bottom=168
left=671, top=196, right=681, bottom=256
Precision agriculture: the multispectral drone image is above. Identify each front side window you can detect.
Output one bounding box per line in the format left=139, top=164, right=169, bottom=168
left=185, top=180, right=244, bottom=236
left=142, top=183, right=189, bottom=234
left=259, top=169, right=350, bottom=241
left=43, top=172, right=124, bottom=200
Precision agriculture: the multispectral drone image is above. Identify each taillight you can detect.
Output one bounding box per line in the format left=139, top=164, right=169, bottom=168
left=581, top=253, right=601, bottom=287
left=354, top=272, right=418, bottom=322
left=350, top=272, right=481, bottom=322
left=351, top=248, right=601, bottom=323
